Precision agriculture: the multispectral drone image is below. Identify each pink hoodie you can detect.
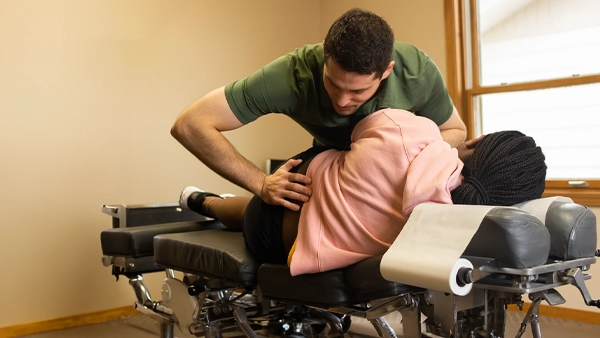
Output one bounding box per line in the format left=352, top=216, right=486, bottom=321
left=289, top=109, right=463, bottom=276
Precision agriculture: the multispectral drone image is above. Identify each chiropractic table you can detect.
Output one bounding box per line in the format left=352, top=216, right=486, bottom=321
left=100, top=197, right=599, bottom=338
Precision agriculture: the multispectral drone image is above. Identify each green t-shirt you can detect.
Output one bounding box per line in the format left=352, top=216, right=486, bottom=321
left=225, top=42, right=454, bottom=149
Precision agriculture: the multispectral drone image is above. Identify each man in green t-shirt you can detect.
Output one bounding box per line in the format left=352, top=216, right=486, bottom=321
left=172, top=8, right=468, bottom=212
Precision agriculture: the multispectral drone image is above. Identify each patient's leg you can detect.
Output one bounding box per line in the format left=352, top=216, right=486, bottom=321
left=202, top=196, right=251, bottom=231
left=181, top=186, right=250, bottom=230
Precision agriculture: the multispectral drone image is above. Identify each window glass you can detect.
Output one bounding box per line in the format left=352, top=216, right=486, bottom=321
left=477, top=82, right=600, bottom=179
left=478, top=0, right=600, bottom=86
left=473, top=0, right=600, bottom=182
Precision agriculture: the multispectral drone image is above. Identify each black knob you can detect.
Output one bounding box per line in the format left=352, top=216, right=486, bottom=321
left=188, top=284, right=207, bottom=296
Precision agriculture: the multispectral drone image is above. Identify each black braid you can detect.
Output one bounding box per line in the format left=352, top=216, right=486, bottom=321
left=451, top=131, right=547, bottom=206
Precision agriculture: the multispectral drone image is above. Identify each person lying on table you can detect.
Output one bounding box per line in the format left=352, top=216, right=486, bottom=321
left=178, top=109, right=546, bottom=276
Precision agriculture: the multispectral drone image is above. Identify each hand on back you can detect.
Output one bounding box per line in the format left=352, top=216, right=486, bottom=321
left=260, top=159, right=312, bottom=211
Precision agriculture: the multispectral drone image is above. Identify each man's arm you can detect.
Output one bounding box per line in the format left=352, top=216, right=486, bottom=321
left=438, top=106, right=467, bottom=148
left=171, top=86, right=311, bottom=211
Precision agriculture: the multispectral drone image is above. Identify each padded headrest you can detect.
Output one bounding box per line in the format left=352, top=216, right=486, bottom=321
left=463, top=208, right=550, bottom=268
left=545, top=201, right=597, bottom=260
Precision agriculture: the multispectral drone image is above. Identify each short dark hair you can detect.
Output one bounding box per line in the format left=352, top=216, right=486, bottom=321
left=451, top=131, right=547, bottom=206
left=323, top=8, right=394, bottom=78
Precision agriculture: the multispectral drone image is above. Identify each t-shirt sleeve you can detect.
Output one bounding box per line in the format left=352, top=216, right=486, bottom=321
left=224, top=54, right=302, bottom=125
left=414, top=56, right=455, bottom=126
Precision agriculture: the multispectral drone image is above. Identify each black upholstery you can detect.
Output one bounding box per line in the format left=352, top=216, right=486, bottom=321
left=257, top=264, right=355, bottom=307
left=154, top=230, right=260, bottom=286
left=258, top=256, right=420, bottom=307
left=463, top=208, right=551, bottom=268
left=256, top=255, right=422, bottom=308
left=101, top=220, right=225, bottom=258
left=344, top=255, right=423, bottom=300
left=103, top=203, right=206, bottom=228
left=545, top=201, right=597, bottom=260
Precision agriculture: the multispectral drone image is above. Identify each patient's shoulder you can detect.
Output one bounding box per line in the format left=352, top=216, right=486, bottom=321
left=353, top=109, right=441, bottom=142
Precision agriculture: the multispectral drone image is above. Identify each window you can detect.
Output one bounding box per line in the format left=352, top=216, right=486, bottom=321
left=445, top=0, right=600, bottom=205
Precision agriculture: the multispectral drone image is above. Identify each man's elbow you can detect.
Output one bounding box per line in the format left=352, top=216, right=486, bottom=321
left=170, top=118, right=182, bottom=140
left=457, top=127, right=467, bottom=144
left=440, top=128, right=467, bottom=149
left=171, top=114, right=190, bottom=142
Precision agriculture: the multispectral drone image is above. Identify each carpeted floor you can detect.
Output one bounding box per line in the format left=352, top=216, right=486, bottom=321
left=17, top=311, right=600, bottom=338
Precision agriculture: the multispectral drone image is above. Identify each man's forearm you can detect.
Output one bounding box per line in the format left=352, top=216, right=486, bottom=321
left=196, top=133, right=266, bottom=196
left=438, top=106, right=467, bottom=148
left=171, top=87, right=267, bottom=195
left=172, top=119, right=266, bottom=196
left=440, top=128, right=467, bottom=148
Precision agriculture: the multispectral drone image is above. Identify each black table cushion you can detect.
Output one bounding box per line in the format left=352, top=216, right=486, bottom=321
left=101, top=220, right=224, bottom=258
left=154, top=229, right=260, bottom=286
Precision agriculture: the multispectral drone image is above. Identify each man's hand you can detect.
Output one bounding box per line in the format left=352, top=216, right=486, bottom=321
left=457, top=134, right=485, bottom=163
left=259, top=159, right=312, bottom=211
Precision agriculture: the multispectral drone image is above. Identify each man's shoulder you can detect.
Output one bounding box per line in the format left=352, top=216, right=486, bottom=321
left=392, top=41, right=428, bottom=62
left=285, top=43, right=324, bottom=67
left=294, top=43, right=323, bottom=53
left=389, top=41, right=440, bottom=83
left=260, top=44, right=323, bottom=83
left=393, top=41, right=418, bottom=50
left=262, top=44, right=323, bottom=79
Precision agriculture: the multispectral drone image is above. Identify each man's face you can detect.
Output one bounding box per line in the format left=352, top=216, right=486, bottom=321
left=323, top=60, right=388, bottom=116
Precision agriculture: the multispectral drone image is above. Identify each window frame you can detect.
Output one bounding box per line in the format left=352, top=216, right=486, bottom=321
left=444, top=0, right=600, bottom=206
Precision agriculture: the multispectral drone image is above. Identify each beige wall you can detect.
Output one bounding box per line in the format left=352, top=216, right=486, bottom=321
left=1, top=0, right=598, bottom=329
left=0, top=0, right=319, bottom=327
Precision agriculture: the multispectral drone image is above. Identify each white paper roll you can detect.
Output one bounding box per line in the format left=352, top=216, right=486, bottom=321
left=382, top=255, right=474, bottom=296
left=380, top=204, right=503, bottom=296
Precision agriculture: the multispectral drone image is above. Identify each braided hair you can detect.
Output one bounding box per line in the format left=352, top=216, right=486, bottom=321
left=451, top=131, right=547, bottom=206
